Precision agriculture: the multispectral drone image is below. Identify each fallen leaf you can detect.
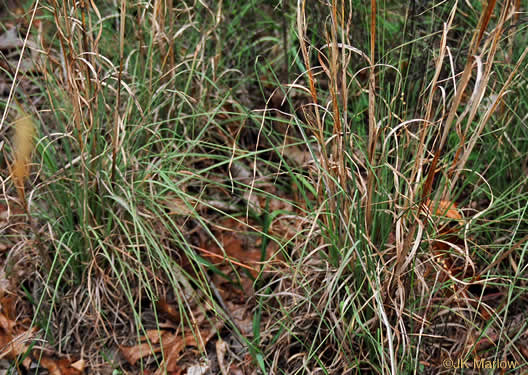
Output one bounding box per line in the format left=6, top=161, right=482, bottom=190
left=70, top=359, right=85, bottom=372
left=160, top=334, right=188, bottom=373
left=39, top=356, right=83, bottom=375
left=157, top=299, right=182, bottom=323
left=225, top=302, right=253, bottom=336
left=120, top=340, right=162, bottom=365
left=155, top=329, right=212, bottom=374
left=186, top=360, right=209, bottom=375
left=0, top=272, right=10, bottom=294
left=0, top=312, right=16, bottom=332
left=144, top=329, right=168, bottom=345
left=426, top=199, right=463, bottom=221
left=0, top=326, right=33, bottom=368
left=201, top=218, right=283, bottom=277
left=216, top=339, right=228, bottom=375
left=122, top=327, right=216, bottom=374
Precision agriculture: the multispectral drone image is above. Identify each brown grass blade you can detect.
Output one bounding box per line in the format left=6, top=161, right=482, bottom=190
left=477, top=0, right=497, bottom=47
left=365, top=0, right=377, bottom=229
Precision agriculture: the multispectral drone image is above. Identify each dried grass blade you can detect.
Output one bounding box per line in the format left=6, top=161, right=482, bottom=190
left=477, top=0, right=498, bottom=46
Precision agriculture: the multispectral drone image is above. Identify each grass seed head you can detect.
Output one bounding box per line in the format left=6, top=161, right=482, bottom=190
left=11, top=110, right=36, bottom=203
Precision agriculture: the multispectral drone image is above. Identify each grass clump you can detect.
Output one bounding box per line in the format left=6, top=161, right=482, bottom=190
left=0, top=0, right=526, bottom=374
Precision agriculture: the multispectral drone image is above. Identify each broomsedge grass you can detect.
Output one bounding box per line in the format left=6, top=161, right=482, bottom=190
left=9, top=107, right=35, bottom=209
left=0, top=0, right=527, bottom=374
left=255, top=0, right=527, bottom=373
